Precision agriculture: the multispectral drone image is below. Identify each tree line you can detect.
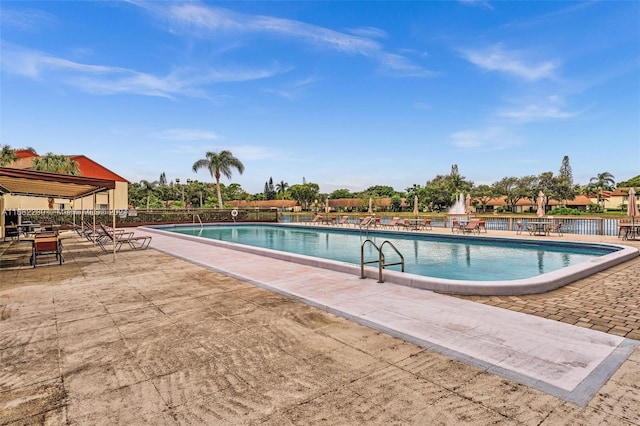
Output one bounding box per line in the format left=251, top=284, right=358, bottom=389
left=2, top=145, right=637, bottom=212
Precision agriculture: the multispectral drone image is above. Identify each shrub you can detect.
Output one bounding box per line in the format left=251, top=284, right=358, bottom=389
left=548, top=207, right=583, bottom=216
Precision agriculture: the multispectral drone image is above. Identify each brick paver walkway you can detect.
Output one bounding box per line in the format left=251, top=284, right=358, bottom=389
left=456, top=240, right=640, bottom=340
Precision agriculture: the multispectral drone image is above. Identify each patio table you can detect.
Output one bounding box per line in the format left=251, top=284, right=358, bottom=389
left=528, top=221, right=551, bottom=236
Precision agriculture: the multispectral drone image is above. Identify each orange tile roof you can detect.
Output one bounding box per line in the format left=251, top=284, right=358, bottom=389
left=4, top=154, right=128, bottom=182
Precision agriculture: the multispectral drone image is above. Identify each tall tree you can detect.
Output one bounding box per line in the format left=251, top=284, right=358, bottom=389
left=589, top=172, right=616, bottom=191
left=0, top=145, right=17, bottom=166
left=31, top=153, right=80, bottom=175
left=192, top=150, right=245, bottom=209
left=588, top=172, right=616, bottom=210
left=289, top=182, right=320, bottom=211
left=264, top=177, right=276, bottom=200
left=276, top=180, right=289, bottom=199
left=559, top=156, right=573, bottom=187
left=139, top=180, right=159, bottom=210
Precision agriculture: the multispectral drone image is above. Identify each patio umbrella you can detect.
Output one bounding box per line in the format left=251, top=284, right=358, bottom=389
left=368, top=197, right=373, bottom=214
left=465, top=194, right=471, bottom=215
left=537, top=191, right=545, bottom=218
left=413, top=195, right=419, bottom=217
left=628, top=187, right=638, bottom=230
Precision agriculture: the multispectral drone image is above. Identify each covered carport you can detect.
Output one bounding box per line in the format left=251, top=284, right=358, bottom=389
left=0, top=167, right=118, bottom=259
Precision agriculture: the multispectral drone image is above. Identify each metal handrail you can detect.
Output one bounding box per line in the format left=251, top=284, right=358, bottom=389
left=194, top=214, right=203, bottom=228
left=360, top=239, right=405, bottom=283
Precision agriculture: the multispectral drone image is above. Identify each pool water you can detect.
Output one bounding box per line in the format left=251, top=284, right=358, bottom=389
left=168, top=225, right=618, bottom=281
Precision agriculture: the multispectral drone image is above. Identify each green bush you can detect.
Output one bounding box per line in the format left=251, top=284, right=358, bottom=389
left=548, top=207, right=583, bottom=216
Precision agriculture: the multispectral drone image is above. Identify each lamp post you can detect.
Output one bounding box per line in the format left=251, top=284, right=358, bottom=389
left=186, top=179, right=192, bottom=208
left=175, top=178, right=184, bottom=206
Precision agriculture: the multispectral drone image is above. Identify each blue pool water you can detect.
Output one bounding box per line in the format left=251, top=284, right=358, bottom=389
left=167, top=224, right=619, bottom=281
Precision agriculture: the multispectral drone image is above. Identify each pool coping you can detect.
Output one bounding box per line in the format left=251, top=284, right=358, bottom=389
left=142, top=223, right=639, bottom=296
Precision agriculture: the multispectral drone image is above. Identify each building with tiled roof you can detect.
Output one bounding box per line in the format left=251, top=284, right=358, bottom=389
left=3, top=150, right=129, bottom=212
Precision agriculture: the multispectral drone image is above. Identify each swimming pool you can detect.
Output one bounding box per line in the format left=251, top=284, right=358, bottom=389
left=148, top=223, right=638, bottom=295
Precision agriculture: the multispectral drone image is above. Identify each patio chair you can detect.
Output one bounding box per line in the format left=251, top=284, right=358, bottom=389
left=385, top=217, right=401, bottom=229
left=422, top=218, right=433, bottom=230
left=478, top=220, right=487, bottom=233
left=337, top=216, right=350, bottom=226
left=310, top=215, right=324, bottom=225
left=395, top=219, right=410, bottom=231
left=515, top=220, right=528, bottom=235
left=551, top=221, right=564, bottom=237
left=461, top=219, right=481, bottom=234
left=31, top=234, right=63, bottom=267
left=359, top=216, right=374, bottom=229
left=98, top=223, right=152, bottom=252
left=451, top=219, right=463, bottom=233
left=3, top=225, right=20, bottom=242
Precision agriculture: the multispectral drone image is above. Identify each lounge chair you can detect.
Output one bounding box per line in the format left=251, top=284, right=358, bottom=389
left=396, top=219, right=411, bottom=231
left=3, top=225, right=20, bottom=241
left=31, top=234, right=63, bottom=267
left=461, top=219, right=481, bottom=234
left=385, top=217, right=401, bottom=229
left=310, top=215, right=324, bottom=225
left=359, top=216, right=374, bottom=228
left=98, top=223, right=152, bottom=252
left=337, top=216, right=350, bottom=226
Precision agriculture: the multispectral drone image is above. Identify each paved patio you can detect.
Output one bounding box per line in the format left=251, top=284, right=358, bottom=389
left=1, top=227, right=639, bottom=424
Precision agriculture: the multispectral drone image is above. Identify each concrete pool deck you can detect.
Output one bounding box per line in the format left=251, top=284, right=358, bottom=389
left=1, top=226, right=640, bottom=424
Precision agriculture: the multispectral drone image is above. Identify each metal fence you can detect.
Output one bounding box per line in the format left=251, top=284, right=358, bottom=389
left=10, top=208, right=278, bottom=227
left=7, top=209, right=627, bottom=236
left=279, top=213, right=628, bottom=237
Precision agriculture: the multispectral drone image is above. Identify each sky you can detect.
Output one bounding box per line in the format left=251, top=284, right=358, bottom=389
left=1, top=1, right=639, bottom=194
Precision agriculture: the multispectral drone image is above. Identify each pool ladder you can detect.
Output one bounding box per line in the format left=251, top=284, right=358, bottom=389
left=360, top=239, right=404, bottom=283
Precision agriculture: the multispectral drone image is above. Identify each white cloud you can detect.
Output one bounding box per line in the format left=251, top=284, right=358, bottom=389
left=0, top=43, right=286, bottom=98
left=450, top=127, right=523, bottom=150
left=458, top=0, right=493, bottom=9
left=0, top=8, right=56, bottom=31
left=154, top=129, right=221, bottom=141
left=346, top=26, right=388, bottom=39
left=461, top=43, right=557, bottom=81
left=151, top=2, right=434, bottom=77
left=499, top=95, right=585, bottom=122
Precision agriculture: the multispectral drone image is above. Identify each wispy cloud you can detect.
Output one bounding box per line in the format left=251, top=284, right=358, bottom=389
left=450, top=126, right=523, bottom=150
left=0, top=42, right=286, bottom=98
left=458, top=0, right=494, bottom=10
left=0, top=8, right=56, bottom=31
left=147, top=2, right=433, bottom=77
left=461, top=43, right=557, bottom=81
left=154, top=129, right=221, bottom=141
left=346, top=26, right=388, bottom=39
left=499, top=95, right=585, bottom=122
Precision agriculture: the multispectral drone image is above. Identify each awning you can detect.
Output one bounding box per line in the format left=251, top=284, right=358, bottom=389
left=0, top=167, right=116, bottom=199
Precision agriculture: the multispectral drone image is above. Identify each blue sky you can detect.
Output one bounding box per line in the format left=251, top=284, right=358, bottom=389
left=1, top=1, right=639, bottom=194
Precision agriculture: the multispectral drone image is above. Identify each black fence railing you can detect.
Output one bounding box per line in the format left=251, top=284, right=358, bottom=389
left=7, top=208, right=278, bottom=228
left=279, top=213, right=630, bottom=237
left=4, top=209, right=630, bottom=237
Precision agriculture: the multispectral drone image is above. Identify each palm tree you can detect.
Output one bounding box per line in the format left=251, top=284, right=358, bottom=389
left=0, top=144, right=17, bottom=166
left=589, top=172, right=616, bottom=191
left=192, top=150, right=245, bottom=209
left=139, top=180, right=158, bottom=210
left=276, top=180, right=289, bottom=210
left=31, top=153, right=80, bottom=175
left=589, top=172, right=616, bottom=210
